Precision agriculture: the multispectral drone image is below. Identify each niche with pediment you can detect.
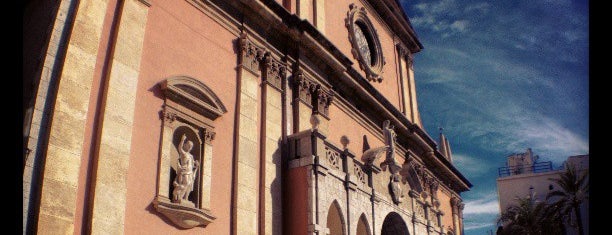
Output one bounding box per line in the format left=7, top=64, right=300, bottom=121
left=152, top=76, right=226, bottom=229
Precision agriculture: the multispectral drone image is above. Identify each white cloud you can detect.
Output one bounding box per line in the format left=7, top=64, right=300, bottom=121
left=452, top=154, right=490, bottom=177
left=463, top=195, right=500, bottom=215
left=410, top=0, right=480, bottom=37
left=464, top=2, right=491, bottom=14
left=464, top=222, right=495, bottom=231
left=450, top=20, right=469, bottom=32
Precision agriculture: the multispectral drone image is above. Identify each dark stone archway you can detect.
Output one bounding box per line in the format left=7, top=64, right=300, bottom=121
left=381, top=212, right=409, bottom=235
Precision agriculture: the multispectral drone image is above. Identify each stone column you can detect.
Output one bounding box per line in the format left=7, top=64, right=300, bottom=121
left=89, top=0, right=150, bottom=234
left=260, top=53, right=286, bottom=235
left=233, top=33, right=264, bottom=235
left=36, top=1, right=109, bottom=234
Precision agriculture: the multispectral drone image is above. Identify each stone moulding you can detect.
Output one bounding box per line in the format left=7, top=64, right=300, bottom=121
left=153, top=196, right=216, bottom=229
left=160, top=76, right=227, bottom=121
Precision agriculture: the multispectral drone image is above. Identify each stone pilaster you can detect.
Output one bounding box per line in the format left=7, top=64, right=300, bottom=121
left=36, top=1, right=109, bottom=234
left=292, top=70, right=317, bottom=132
left=406, top=52, right=422, bottom=127
left=89, top=0, right=149, bottom=234
left=314, top=0, right=326, bottom=34
left=233, top=33, right=264, bottom=235
left=261, top=53, right=286, bottom=235
left=450, top=197, right=462, bottom=235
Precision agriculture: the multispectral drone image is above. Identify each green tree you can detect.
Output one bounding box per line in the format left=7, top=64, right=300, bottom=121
left=497, top=196, right=564, bottom=235
left=547, top=163, right=589, bottom=235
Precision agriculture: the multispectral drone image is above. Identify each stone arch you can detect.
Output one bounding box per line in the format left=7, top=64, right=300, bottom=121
left=326, top=200, right=346, bottom=235
left=381, top=212, right=409, bottom=235
left=356, top=213, right=371, bottom=235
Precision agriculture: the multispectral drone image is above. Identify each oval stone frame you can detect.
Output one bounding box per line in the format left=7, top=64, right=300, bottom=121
left=346, top=3, right=384, bottom=82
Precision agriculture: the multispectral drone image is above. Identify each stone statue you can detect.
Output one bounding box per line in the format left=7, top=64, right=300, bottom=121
left=172, top=134, right=200, bottom=204
left=382, top=120, right=396, bottom=162
left=362, top=120, right=395, bottom=164
left=362, top=120, right=404, bottom=204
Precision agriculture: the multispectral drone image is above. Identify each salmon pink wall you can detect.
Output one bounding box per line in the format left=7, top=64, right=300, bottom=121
left=324, top=0, right=403, bottom=112
left=438, top=189, right=454, bottom=229
left=125, top=0, right=239, bottom=234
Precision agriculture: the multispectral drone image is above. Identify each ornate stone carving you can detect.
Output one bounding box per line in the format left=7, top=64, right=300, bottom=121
left=415, top=202, right=426, bottom=219
left=310, top=114, right=321, bottom=130
left=450, top=197, right=461, bottom=215
left=430, top=209, right=439, bottom=227
left=154, top=76, right=223, bottom=229
left=362, top=120, right=394, bottom=165
left=406, top=53, right=414, bottom=68
left=204, top=130, right=215, bottom=144
left=340, top=135, right=350, bottom=149
left=262, top=53, right=286, bottom=90
left=458, top=203, right=465, bottom=212
left=162, top=109, right=177, bottom=124
left=346, top=3, right=384, bottom=82
left=325, top=146, right=341, bottom=170
left=362, top=120, right=404, bottom=204
left=396, top=43, right=409, bottom=57
left=294, top=71, right=318, bottom=106
left=239, top=33, right=266, bottom=73
left=172, top=135, right=200, bottom=205
left=353, top=163, right=366, bottom=185
left=313, top=86, right=334, bottom=117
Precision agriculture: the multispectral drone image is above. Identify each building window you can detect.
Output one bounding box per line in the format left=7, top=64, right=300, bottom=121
left=346, top=3, right=384, bottom=82
left=152, top=76, right=226, bottom=229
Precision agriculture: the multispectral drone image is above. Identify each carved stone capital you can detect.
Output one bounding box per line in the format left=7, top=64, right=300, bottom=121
left=314, top=87, right=334, bottom=118
left=450, top=197, right=462, bottom=214
left=430, top=180, right=440, bottom=192
left=293, top=71, right=318, bottom=106
left=204, top=130, right=216, bottom=144
left=406, top=53, right=414, bottom=68
left=396, top=43, right=409, bottom=57
left=162, top=109, right=178, bottom=126
left=239, top=33, right=266, bottom=74
left=262, top=53, right=286, bottom=91
left=408, top=189, right=420, bottom=198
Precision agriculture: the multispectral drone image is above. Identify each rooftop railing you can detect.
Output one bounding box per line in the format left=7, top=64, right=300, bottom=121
left=498, top=161, right=553, bottom=177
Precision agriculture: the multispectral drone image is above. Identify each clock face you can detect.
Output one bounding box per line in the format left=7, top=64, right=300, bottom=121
left=354, top=25, right=372, bottom=66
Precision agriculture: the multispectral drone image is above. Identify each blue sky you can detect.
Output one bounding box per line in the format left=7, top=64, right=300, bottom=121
left=400, top=0, right=589, bottom=234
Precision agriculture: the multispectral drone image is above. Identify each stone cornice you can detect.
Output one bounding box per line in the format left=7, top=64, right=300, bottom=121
left=204, top=0, right=471, bottom=192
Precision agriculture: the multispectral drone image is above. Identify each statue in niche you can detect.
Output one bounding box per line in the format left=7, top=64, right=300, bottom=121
left=172, top=134, right=200, bottom=204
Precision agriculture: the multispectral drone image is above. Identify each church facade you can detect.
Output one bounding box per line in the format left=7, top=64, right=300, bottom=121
left=23, top=0, right=472, bottom=234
